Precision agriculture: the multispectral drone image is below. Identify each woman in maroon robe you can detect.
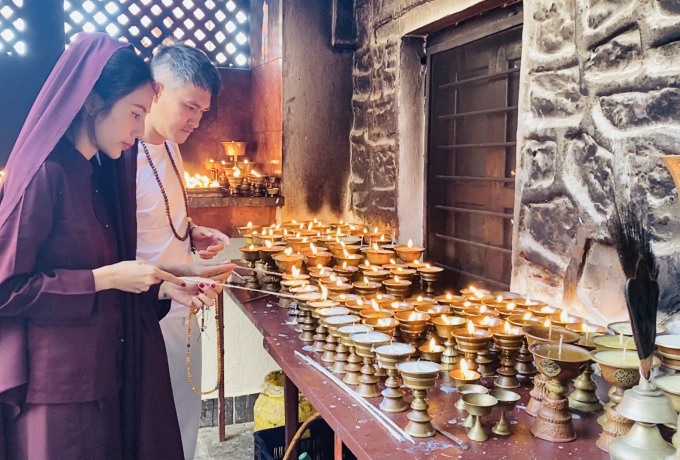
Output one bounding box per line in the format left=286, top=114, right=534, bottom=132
left=0, top=33, right=212, bottom=460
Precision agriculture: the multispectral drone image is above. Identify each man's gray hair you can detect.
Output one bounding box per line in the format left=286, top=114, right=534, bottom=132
left=151, top=44, right=221, bottom=96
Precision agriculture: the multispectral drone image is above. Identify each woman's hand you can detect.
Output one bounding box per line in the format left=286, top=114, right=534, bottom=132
left=93, top=260, right=185, bottom=293
left=159, top=277, right=220, bottom=310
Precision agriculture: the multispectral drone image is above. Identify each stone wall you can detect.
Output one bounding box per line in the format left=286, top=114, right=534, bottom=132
left=512, top=0, right=680, bottom=324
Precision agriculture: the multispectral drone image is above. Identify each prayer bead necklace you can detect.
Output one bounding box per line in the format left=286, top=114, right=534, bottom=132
left=140, top=140, right=192, bottom=242
left=186, top=305, right=222, bottom=395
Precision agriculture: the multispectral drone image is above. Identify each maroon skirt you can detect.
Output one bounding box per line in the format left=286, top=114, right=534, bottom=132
left=3, top=396, right=121, bottom=460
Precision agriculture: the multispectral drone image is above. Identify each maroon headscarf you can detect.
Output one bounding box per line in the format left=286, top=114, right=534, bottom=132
left=0, top=32, right=125, bottom=233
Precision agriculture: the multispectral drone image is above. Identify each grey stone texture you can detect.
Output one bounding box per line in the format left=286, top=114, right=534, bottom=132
left=513, top=0, right=680, bottom=322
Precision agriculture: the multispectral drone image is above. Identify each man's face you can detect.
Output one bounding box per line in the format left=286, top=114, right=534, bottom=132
left=150, top=83, right=211, bottom=144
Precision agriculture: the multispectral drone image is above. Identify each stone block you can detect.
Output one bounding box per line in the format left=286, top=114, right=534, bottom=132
left=564, top=134, right=614, bottom=218
left=529, top=67, right=583, bottom=118
left=522, top=196, right=579, bottom=257
left=584, top=0, right=622, bottom=30
left=522, top=138, right=557, bottom=190
left=585, top=28, right=642, bottom=75
left=599, top=88, right=680, bottom=129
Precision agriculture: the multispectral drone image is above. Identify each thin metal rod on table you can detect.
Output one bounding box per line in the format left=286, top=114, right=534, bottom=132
left=284, top=375, right=300, bottom=459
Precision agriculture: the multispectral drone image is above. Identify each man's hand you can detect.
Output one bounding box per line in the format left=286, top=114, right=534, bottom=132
left=191, top=225, right=230, bottom=260
left=190, top=261, right=237, bottom=284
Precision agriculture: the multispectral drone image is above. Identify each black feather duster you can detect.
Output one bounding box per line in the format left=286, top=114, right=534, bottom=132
left=608, top=205, right=658, bottom=381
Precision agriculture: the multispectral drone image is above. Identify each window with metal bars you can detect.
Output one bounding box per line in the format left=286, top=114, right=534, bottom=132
left=63, top=0, right=250, bottom=67
left=426, top=10, right=522, bottom=291
left=0, top=0, right=26, bottom=56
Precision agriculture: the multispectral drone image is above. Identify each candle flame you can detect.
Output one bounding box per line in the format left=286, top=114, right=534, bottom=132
left=425, top=263, right=431, bottom=269
left=523, top=312, right=533, bottom=320
left=292, top=266, right=300, bottom=277
left=408, top=312, right=417, bottom=321
left=310, top=243, right=318, bottom=255
left=343, top=249, right=350, bottom=258
left=407, top=239, right=413, bottom=248
left=467, top=320, right=475, bottom=335
left=307, top=222, right=313, bottom=231
left=268, top=228, right=273, bottom=236
left=480, top=305, right=487, bottom=314
left=446, top=292, right=452, bottom=300
left=414, top=259, right=420, bottom=264
left=336, top=279, right=342, bottom=287
left=463, top=301, right=472, bottom=308
left=428, top=337, right=436, bottom=349
left=284, top=247, right=292, bottom=256
left=379, top=234, right=385, bottom=241
left=365, top=260, right=370, bottom=267
left=417, top=296, right=423, bottom=302
left=393, top=276, right=399, bottom=283
left=470, top=285, right=482, bottom=299
left=497, top=295, right=503, bottom=302
left=357, top=299, right=364, bottom=306
left=373, top=226, right=379, bottom=234
left=372, top=243, right=379, bottom=251
left=342, top=261, right=347, bottom=269
left=397, top=267, right=403, bottom=272
left=233, top=167, right=241, bottom=177
left=390, top=258, right=396, bottom=265
left=371, top=299, right=379, bottom=312
left=320, top=285, right=328, bottom=301
left=329, top=275, right=337, bottom=282
left=507, top=302, right=516, bottom=311
left=461, top=359, right=469, bottom=373
left=247, top=221, right=253, bottom=228
left=364, top=276, right=370, bottom=285
left=541, top=306, right=554, bottom=314
left=544, top=318, right=551, bottom=328
left=560, top=309, right=569, bottom=323
left=504, top=321, right=511, bottom=334
left=264, top=240, right=273, bottom=248
left=481, top=316, right=495, bottom=326
left=371, top=265, right=378, bottom=273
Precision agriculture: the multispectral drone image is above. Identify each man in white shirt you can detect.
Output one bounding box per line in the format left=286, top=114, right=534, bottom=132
left=135, top=44, right=231, bottom=460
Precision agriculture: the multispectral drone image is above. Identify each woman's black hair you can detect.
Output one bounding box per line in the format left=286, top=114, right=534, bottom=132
left=92, top=46, right=153, bottom=116
left=70, top=46, right=153, bottom=145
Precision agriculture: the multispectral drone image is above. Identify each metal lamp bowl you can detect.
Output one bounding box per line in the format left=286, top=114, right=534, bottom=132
left=522, top=325, right=581, bottom=348
left=529, top=342, right=591, bottom=382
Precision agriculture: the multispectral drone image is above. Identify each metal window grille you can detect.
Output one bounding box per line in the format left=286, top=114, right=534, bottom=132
left=426, top=12, right=522, bottom=291
left=63, top=0, right=250, bottom=67
left=0, top=0, right=26, bottom=56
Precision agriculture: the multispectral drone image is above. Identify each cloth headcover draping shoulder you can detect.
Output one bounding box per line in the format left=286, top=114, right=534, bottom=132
left=0, top=32, right=126, bottom=232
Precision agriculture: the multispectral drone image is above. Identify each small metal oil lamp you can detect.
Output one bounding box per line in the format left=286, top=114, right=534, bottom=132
left=566, top=323, right=607, bottom=413
left=393, top=240, right=425, bottom=263
left=418, top=337, right=445, bottom=363
left=490, top=322, right=524, bottom=389
left=316, top=306, right=349, bottom=361
left=308, top=299, right=339, bottom=353
left=272, top=250, right=305, bottom=275
left=350, top=331, right=391, bottom=398
left=338, top=324, right=373, bottom=383
left=362, top=317, right=399, bottom=337
left=352, top=278, right=381, bottom=297
left=394, top=311, right=430, bottom=353
left=451, top=321, right=493, bottom=373
left=462, top=393, right=499, bottom=442
left=417, top=264, right=444, bottom=295
left=432, top=315, right=466, bottom=374
left=397, top=360, right=442, bottom=437
left=302, top=247, right=333, bottom=268
left=363, top=266, right=390, bottom=284
left=294, top=292, right=324, bottom=345
left=374, top=342, right=416, bottom=412
left=455, top=383, right=488, bottom=412
left=382, top=276, right=412, bottom=299
left=449, top=360, right=481, bottom=388
left=489, top=389, right=521, bottom=436
left=363, top=246, right=396, bottom=265
left=324, top=314, right=360, bottom=374
left=529, top=342, right=591, bottom=442
left=333, top=262, right=359, bottom=280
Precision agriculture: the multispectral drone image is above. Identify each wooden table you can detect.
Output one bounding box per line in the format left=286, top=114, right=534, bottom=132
left=229, top=289, right=610, bottom=459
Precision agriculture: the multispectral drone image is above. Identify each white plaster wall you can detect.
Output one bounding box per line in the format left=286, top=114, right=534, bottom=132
left=200, top=238, right=279, bottom=399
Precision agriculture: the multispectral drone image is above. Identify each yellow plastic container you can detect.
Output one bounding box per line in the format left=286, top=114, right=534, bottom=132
left=253, top=371, right=315, bottom=431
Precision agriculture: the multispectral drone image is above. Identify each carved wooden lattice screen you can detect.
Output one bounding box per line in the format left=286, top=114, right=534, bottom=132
left=426, top=15, right=522, bottom=291
left=63, top=0, right=249, bottom=67
left=0, top=0, right=26, bottom=56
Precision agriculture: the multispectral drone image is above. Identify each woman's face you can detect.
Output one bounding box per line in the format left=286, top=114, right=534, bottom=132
left=94, top=82, right=155, bottom=159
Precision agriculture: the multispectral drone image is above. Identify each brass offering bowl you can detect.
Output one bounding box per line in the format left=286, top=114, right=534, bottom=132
left=528, top=305, right=561, bottom=318
left=240, top=245, right=261, bottom=262
left=302, top=249, right=333, bottom=268
left=374, top=342, right=416, bottom=413
left=382, top=277, right=412, bottom=299
left=489, top=389, right=521, bottom=436
left=394, top=311, right=431, bottom=352
left=334, top=252, right=364, bottom=267
left=316, top=306, right=350, bottom=361
left=591, top=350, right=644, bottom=452
left=338, top=324, right=373, bottom=384
left=529, top=342, right=591, bottom=442
left=462, top=393, right=499, bottom=442
left=285, top=237, right=312, bottom=253
left=548, top=312, right=584, bottom=328
left=432, top=315, right=467, bottom=373
left=332, top=264, right=359, bottom=279
left=388, top=267, right=416, bottom=281
left=324, top=314, right=360, bottom=374
left=456, top=383, right=488, bottom=411
left=363, top=248, right=396, bottom=265
left=393, top=244, right=425, bottom=263
left=435, top=293, right=466, bottom=306
left=358, top=308, right=393, bottom=321
left=350, top=331, right=391, bottom=398
left=417, top=265, right=444, bottom=295
left=608, top=320, right=668, bottom=337
left=363, top=268, right=391, bottom=283
left=490, top=323, right=524, bottom=389
left=258, top=245, right=286, bottom=266
left=451, top=325, right=493, bottom=373
left=352, top=280, right=382, bottom=297
left=362, top=317, right=399, bottom=336
left=397, top=360, right=442, bottom=438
